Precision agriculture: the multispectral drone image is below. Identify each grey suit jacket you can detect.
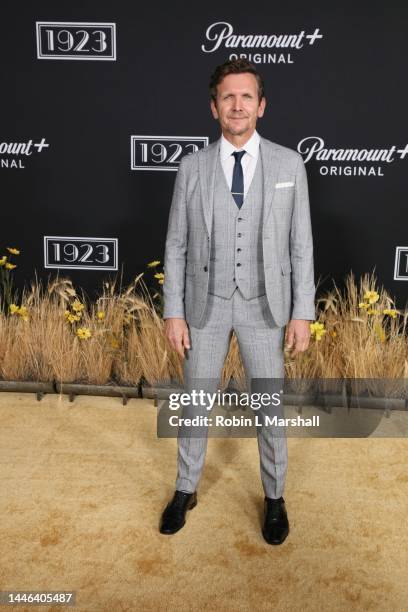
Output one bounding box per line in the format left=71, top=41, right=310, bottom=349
left=162, top=135, right=316, bottom=328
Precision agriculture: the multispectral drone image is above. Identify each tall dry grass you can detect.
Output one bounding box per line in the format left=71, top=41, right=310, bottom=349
left=0, top=270, right=406, bottom=389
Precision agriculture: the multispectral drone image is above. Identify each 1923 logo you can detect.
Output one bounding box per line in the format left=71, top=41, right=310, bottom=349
left=36, top=22, right=116, bottom=60
left=394, top=247, right=408, bottom=281
left=44, top=237, right=118, bottom=270
left=131, top=136, right=209, bottom=171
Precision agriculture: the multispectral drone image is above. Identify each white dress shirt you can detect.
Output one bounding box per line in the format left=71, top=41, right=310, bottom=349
left=219, top=129, right=261, bottom=198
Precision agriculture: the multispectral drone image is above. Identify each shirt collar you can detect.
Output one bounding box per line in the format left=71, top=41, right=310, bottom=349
left=220, top=129, right=260, bottom=161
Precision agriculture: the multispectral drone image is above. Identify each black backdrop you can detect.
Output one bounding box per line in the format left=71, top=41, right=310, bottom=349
left=2, top=1, right=407, bottom=308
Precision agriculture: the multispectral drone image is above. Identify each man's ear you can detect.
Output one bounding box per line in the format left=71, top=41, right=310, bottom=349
left=257, top=96, right=266, bottom=118
left=210, top=99, right=219, bottom=120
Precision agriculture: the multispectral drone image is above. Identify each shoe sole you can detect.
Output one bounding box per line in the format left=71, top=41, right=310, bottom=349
left=159, top=499, right=197, bottom=535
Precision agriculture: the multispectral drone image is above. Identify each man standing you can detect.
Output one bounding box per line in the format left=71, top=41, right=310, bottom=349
left=160, top=59, right=315, bottom=544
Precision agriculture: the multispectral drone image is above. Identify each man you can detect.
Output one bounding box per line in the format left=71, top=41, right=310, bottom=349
left=160, top=59, right=315, bottom=544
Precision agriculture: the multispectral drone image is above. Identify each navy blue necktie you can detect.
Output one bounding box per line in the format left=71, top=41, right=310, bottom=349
left=231, top=150, right=246, bottom=209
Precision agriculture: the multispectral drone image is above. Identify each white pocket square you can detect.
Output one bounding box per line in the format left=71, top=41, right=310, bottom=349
left=275, top=181, right=294, bottom=188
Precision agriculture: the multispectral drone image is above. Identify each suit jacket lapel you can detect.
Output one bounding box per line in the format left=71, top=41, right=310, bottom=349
left=260, top=136, right=282, bottom=226
left=199, top=137, right=220, bottom=237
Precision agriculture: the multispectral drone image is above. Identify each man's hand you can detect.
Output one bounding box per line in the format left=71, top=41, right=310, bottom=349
left=164, top=318, right=191, bottom=358
left=284, top=319, right=311, bottom=358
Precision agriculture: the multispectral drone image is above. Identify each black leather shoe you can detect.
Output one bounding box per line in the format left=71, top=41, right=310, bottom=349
left=262, top=496, right=289, bottom=545
left=159, top=490, right=197, bottom=535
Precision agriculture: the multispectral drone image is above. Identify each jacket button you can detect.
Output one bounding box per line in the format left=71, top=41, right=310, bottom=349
left=237, top=233, right=242, bottom=237
left=237, top=217, right=242, bottom=221
left=237, top=248, right=242, bottom=252
left=236, top=263, right=241, bottom=267
left=203, top=265, right=208, bottom=272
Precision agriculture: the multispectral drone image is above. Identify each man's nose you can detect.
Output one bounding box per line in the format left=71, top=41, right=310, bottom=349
left=232, top=96, right=243, bottom=111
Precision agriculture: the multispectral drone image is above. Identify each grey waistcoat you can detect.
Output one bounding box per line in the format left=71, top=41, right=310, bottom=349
left=208, top=150, right=266, bottom=299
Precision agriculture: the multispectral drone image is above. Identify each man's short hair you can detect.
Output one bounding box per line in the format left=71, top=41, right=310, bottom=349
left=209, top=59, right=265, bottom=103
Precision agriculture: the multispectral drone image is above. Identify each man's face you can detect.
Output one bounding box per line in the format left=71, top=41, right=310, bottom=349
left=210, top=72, right=266, bottom=138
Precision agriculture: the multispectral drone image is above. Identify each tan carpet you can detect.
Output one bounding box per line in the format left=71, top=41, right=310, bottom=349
left=0, top=392, right=407, bottom=612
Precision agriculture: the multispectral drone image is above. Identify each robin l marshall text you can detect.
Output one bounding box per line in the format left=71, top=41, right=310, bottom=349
left=169, top=415, right=320, bottom=427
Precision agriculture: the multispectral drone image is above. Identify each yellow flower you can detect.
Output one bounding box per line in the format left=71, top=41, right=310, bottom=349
left=76, top=327, right=91, bottom=340
left=9, top=304, right=29, bottom=320
left=154, top=272, right=164, bottom=280
left=367, top=308, right=378, bottom=315
left=96, top=311, right=105, bottom=321
left=310, top=322, right=326, bottom=341
left=6, top=247, right=20, bottom=255
left=310, top=322, right=324, bottom=333
left=0, top=256, right=7, bottom=266
left=359, top=302, right=370, bottom=309
left=147, top=260, right=161, bottom=268
left=364, top=290, right=379, bottom=304
left=383, top=309, right=399, bottom=318
left=331, top=330, right=337, bottom=338
left=5, top=262, right=16, bottom=270
left=64, top=310, right=70, bottom=318
left=72, top=299, right=84, bottom=312
left=110, top=338, right=120, bottom=349
left=158, top=279, right=164, bottom=285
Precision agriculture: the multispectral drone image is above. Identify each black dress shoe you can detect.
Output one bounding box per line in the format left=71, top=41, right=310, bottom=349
left=159, top=490, right=197, bottom=535
left=262, top=496, right=289, bottom=545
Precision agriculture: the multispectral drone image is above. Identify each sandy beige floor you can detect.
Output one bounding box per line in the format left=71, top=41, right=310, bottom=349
left=0, top=391, right=407, bottom=612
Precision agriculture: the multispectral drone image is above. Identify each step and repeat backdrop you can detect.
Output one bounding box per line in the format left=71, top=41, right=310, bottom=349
left=2, top=1, right=407, bottom=308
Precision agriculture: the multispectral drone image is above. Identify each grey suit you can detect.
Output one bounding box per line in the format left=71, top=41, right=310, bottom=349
left=163, top=135, right=315, bottom=326
left=162, top=134, right=316, bottom=497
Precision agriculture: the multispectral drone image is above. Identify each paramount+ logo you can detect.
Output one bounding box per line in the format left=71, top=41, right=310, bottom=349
left=0, top=138, right=49, bottom=170
left=201, top=21, right=323, bottom=64
left=297, top=136, right=408, bottom=177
